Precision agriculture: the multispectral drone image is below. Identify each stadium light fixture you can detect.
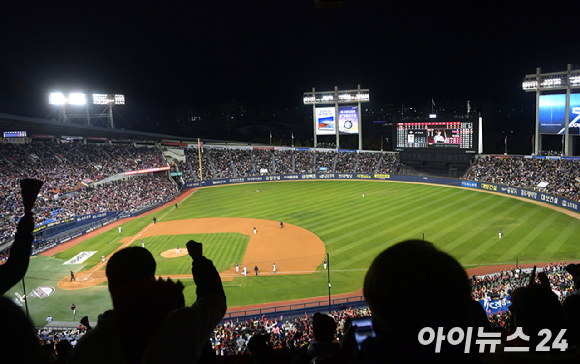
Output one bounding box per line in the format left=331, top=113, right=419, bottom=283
left=48, top=91, right=124, bottom=128
left=522, top=69, right=580, bottom=91
left=303, top=89, right=370, bottom=105
left=48, top=92, right=66, bottom=105
left=69, top=93, right=87, bottom=105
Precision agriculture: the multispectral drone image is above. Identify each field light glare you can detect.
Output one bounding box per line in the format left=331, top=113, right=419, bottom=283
left=69, top=93, right=87, bottom=105
left=48, top=92, right=66, bottom=105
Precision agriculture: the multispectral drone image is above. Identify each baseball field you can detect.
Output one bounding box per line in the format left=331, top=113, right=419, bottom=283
left=5, top=180, right=580, bottom=326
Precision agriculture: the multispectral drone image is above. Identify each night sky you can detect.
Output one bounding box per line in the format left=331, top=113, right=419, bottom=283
left=1, top=1, right=579, bottom=121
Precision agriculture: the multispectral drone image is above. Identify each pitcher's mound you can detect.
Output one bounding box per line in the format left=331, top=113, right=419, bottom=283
left=161, top=249, right=189, bottom=258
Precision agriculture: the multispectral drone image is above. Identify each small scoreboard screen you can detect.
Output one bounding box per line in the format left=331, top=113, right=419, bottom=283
left=3, top=131, right=27, bottom=138
left=396, top=121, right=474, bottom=150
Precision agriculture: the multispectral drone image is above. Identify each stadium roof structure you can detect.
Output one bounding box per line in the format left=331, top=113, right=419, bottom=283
left=0, top=113, right=254, bottom=145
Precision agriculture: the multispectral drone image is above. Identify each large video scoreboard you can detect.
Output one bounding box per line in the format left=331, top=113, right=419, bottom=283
left=395, top=121, right=474, bottom=150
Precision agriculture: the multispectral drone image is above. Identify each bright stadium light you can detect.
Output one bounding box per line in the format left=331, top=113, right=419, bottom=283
left=48, top=92, right=66, bottom=105
left=356, top=92, right=369, bottom=101
left=69, top=93, right=87, bottom=105
left=570, top=75, right=580, bottom=86
left=522, top=79, right=538, bottom=90
left=540, top=77, right=562, bottom=87
left=93, top=94, right=111, bottom=105
left=48, top=90, right=124, bottom=128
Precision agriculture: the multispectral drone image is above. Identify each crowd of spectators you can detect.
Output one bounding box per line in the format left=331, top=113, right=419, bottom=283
left=0, top=141, right=174, bottom=248
left=173, top=148, right=397, bottom=178
left=208, top=148, right=235, bottom=179
left=230, top=149, right=254, bottom=177
left=209, top=308, right=372, bottom=357
left=274, top=150, right=294, bottom=174
left=335, top=152, right=358, bottom=173
left=471, top=263, right=574, bottom=303
left=184, top=147, right=214, bottom=180
left=356, top=153, right=379, bottom=173
left=252, top=150, right=273, bottom=174
left=465, top=156, right=580, bottom=201
left=315, top=151, right=336, bottom=173
left=294, top=151, right=315, bottom=173
left=63, top=174, right=178, bottom=216
left=375, top=153, right=400, bottom=174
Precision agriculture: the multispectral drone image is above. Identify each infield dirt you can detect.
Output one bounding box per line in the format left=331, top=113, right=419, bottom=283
left=58, top=217, right=325, bottom=289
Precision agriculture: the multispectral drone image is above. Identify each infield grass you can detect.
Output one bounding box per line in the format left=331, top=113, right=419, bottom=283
left=6, top=180, right=580, bottom=325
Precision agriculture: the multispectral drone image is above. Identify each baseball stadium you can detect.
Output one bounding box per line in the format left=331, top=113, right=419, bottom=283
left=1, top=104, right=580, bottom=361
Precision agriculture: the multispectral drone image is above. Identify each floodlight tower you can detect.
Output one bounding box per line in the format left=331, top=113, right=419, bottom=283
left=522, top=64, right=580, bottom=156
left=303, top=85, right=369, bottom=150
left=48, top=92, right=125, bottom=128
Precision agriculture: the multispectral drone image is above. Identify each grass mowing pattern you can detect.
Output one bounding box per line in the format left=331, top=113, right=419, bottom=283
left=129, top=233, right=249, bottom=275
left=6, top=180, right=580, bottom=324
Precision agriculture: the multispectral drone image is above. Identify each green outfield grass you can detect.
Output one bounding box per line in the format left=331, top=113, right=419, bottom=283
left=4, top=180, right=580, bottom=325
left=128, top=233, right=249, bottom=275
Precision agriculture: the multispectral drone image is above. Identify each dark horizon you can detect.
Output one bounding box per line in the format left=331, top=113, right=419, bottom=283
left=1, top=1, right=579, bottom=155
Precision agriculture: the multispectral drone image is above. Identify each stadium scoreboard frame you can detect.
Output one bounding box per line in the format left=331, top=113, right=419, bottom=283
left=393, top=118, right=478, bottom=155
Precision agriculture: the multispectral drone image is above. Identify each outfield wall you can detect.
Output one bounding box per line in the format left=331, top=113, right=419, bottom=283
left=182, top=173, right=580, bottom=213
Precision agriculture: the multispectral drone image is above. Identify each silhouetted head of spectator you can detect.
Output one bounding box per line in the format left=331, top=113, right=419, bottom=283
left=312, top=313, right=336, bottom=344
left=55, top=340, right=73, bottom=362
left=106, top=247, right=156, bottom=292
left=364, top=240, right=471, bottom=338
left=247, top=334, right=270, bottom=357
left=566, top=263, right=579, bottom=290
left=510, top=284, right=563, bottom=338
left=0, top=296, right=45, bottom=363
left=563, top=294, right=580, bottom=347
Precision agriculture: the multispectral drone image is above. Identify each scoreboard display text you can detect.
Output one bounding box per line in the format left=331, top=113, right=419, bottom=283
left=396, top=122, right=473, bottom=149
